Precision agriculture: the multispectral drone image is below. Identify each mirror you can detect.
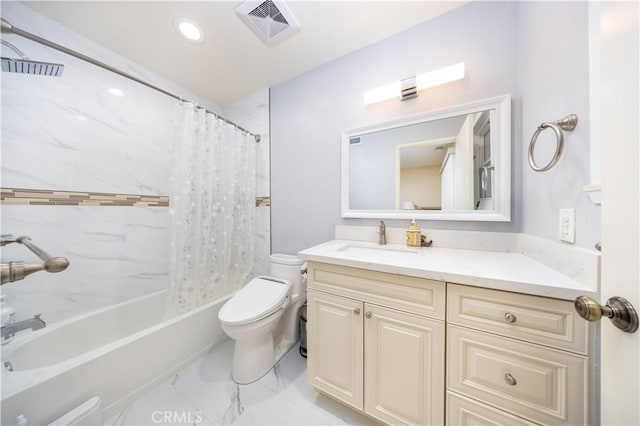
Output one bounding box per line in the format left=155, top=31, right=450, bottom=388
left=341, top=95, right=511, bottom=221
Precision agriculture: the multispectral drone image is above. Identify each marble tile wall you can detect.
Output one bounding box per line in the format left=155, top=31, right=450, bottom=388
left=1, top=205, right=170, bottom=324
left=1, top=3, right=271, bottom=324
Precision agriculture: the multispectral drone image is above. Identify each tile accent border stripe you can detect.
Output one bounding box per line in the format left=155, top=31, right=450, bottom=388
left=1, top=188, right=271, bottom=208
left=256, top=196, right=271, bottom=207
left=1, top=187, right=169, bottom=207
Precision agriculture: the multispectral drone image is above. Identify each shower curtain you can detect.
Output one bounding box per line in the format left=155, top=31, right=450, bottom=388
left=167, top=102, right=256, bottom=316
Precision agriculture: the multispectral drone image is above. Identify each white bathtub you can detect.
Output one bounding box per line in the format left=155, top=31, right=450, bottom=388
left=1, top=290, right=229, bottom=425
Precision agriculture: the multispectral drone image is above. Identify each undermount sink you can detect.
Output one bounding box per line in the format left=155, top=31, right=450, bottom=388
left=336, top=244, right=420, bottom=257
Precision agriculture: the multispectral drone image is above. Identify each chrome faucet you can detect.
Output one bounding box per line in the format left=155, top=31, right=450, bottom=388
left=377, top=220, right=386, bottom=245
left=1, top=314, right=46, bottom=341
left=1, top=235, right=69, bottom=285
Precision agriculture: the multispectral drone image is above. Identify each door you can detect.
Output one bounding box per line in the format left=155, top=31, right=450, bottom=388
left=599, top=2, right=639, bottom=424
left=441, top=150, right=455, bottom=210
left=453, top=114, right=474, bottom=209
left=364, top=304, right=445, bottom=426
left=306, top=290, right=364, bottom=411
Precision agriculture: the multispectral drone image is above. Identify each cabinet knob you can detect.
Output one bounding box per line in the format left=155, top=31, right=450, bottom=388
left=504, top=373, right=517, bottom=386
left=574, top=295, right=638, bottom=333
left=504, top=312, right=517, bottom=323
left=365, top=311, right=372, bottom=319
left=354, top=308, right=361, bottom=316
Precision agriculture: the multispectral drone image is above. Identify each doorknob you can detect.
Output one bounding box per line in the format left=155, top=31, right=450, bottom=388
left=574, top=296, right=638, bottom=333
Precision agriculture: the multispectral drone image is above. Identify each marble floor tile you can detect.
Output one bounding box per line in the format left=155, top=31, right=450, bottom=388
left=108, top=339, right=378, bottom=426
left=105, top=379, right=212, bottom=426
left=255, top=346, right=377, bottom=426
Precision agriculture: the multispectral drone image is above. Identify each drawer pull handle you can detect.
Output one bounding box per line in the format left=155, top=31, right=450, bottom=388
left=365, top=311, right=372, bottom=319
left=504, top=312, right=517, bottom=323
left=504, top=373, right=517, bottom=386
left=354, top=308, right=361, bottom=316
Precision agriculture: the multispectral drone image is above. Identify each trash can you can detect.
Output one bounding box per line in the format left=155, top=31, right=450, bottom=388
left=299, top=303, right=307, bottom=358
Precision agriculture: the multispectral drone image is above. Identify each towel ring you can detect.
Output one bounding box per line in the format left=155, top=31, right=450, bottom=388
left=528, top=114, right=578, bottom=172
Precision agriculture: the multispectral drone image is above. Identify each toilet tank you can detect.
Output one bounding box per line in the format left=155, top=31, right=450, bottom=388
left=269, top=254, right=305, bottom=295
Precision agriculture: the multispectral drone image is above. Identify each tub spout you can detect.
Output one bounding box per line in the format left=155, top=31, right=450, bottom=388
left=1, top=314, right=46, bottom=341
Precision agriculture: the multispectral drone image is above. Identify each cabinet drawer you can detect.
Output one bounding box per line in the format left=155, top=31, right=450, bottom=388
left=447, top=392, right=538, bottom=426
left=447, top=283, right=588, bottom=354
left=308, top=262, right=445, bottom=320
left=448, top=326, right=588, bottom=426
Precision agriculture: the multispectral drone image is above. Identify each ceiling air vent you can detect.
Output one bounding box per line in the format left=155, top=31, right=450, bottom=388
left=236, top=0, right=300, bottom=45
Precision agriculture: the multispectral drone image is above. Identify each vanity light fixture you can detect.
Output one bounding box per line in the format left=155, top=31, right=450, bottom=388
left=363, top=62, right=465, bottom=106
left=174, top=17, right=204, bottom=43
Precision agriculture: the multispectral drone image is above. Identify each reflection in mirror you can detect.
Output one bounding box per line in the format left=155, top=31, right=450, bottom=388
left=342, top=95, right=510, bottom=221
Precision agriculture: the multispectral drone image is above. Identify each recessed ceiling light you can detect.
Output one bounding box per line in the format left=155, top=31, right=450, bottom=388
left=174, top=18, right=204, bottom=43
left=108, top=88, right=124, bottom=97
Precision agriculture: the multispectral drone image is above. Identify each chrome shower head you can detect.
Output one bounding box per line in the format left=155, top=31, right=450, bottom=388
left=1, top=38, right=64, bottom=76
left=1, top=57, right=64, bottom=76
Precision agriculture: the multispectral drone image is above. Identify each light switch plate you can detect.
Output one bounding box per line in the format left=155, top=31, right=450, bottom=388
left=559, top=208, right=575, bottom=244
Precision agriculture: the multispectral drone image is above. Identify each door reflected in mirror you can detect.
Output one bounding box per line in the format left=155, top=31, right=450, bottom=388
left=342, top=95, right=510, bottom=221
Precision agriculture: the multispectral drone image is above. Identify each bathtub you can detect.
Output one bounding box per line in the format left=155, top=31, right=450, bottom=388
left=1, top=290, right=230, bottom=425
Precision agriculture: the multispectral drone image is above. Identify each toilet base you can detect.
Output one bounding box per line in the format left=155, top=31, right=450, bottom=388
left=231, top=331, right=275, bottom=385
left=230, top=335, right=298, bottom=385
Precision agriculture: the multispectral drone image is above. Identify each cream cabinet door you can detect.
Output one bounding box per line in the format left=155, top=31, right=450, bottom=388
left=364, top=304, right=445, bottom=426
left=307, top=290, right=364, bottom=411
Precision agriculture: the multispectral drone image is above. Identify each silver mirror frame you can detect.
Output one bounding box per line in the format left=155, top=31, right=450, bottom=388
left=341, top=94, right=511, bottom=221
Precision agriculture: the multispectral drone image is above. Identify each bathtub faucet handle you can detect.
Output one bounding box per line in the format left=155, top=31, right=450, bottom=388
left=0, top=236, right=69, bottom=285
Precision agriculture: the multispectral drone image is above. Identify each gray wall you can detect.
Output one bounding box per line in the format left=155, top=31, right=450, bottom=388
left=271, top=1, right=600, bottom=254
left=271, top=1, right=520, bottom=254
left=518, top=2, right=600, bottom=249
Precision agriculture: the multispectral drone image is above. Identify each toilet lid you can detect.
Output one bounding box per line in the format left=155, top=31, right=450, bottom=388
left=218, top=277, right=291, bottom=326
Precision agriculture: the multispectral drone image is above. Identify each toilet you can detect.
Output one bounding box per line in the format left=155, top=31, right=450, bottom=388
left=218, top=254, right=306, bottom=384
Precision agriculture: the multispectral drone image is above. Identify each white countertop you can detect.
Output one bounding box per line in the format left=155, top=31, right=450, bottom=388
left=298, top=239, right=598, bottom=301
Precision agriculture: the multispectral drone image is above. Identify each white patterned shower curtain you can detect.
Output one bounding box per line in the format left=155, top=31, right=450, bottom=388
left=167, top=102, right=256, bottom=316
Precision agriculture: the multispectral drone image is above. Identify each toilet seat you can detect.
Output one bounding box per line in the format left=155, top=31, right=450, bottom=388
left=219, top=277, right=291, bottom=326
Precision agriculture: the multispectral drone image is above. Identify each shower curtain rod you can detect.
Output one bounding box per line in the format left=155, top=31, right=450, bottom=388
left=0, top=18, right=261, bottom=143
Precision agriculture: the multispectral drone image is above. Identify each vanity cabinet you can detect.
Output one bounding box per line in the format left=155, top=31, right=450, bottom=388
left=305, top=261, right=594, bottom=426
left=306, top=262, right=445, bottom=426
left=446, top=283, right=592, bottom=426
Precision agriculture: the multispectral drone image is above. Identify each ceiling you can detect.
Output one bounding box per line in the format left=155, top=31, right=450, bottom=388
left=24, top=1, right=467, bottom=106
left=400, top=142, right=452, bottom=168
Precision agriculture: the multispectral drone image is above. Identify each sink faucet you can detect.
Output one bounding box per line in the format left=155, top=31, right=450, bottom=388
left=1, top=314, right=46, bottom=341
left=378, top=220, right=386, bottom=245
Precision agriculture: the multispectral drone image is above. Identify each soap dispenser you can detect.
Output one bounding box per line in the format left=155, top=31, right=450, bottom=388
left=406, top=219, right=422, bottom=248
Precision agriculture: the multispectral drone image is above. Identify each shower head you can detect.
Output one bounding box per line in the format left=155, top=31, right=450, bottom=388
left=2, top=56, right=64, bottom=76
left=1, top=38, right=64, bottom=76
